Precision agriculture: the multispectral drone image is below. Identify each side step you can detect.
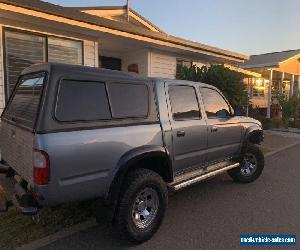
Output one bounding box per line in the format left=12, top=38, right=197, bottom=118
left=169, top=162, right=240, bottom=191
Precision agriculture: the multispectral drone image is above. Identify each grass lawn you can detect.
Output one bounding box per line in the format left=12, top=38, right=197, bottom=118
left=0, top=200, right=96, bottom=250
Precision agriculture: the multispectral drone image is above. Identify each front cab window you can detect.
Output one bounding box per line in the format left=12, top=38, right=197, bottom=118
left=200, top=87, right=232, bottom=119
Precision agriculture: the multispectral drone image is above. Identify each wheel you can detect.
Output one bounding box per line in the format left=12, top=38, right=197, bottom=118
left=115, top=168, right=168, bottom=243
left=228, top=144, right=264, bottom=183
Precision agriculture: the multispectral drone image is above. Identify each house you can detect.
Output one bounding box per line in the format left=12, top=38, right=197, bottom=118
left=0, top=0, right=249, bottom=114
left=240, top=49, right=300, bottom=118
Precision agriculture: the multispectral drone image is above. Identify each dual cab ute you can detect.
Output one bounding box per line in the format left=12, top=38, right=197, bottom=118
left=0, top=63, right=264, bottom=243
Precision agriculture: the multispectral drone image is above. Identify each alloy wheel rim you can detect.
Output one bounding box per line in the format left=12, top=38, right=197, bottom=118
left=132, top=187, right=159, bottom=229
left=240, top=152, right=258, bottom=176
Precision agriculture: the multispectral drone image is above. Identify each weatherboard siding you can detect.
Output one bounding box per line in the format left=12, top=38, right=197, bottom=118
left=150, top=51, right=176, bottom=79
left=84, top=40, right=98, bottom=67
left=122, top=49, right=149, bottom=77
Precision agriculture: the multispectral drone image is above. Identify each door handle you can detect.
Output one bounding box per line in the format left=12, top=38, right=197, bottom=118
left=211, top=126, right=218, bottom=132
left=177, top=130, right=186, bottom=137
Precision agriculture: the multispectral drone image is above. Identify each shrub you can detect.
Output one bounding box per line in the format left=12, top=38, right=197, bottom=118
left=275, top=91, right=300, bottom=128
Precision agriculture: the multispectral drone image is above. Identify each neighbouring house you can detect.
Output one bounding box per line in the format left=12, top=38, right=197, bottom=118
left=0, top=0, right=250, bottom=114
left=240, top=49, right=300, bottom=118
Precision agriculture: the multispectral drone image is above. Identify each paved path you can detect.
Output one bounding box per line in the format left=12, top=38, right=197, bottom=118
left=40, top=144, right=300, bottom=250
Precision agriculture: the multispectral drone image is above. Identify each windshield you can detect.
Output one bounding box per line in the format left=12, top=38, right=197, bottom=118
left=2, top=73, right=46, bottom=130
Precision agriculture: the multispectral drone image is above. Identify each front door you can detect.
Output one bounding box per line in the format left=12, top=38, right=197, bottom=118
left=167, top=82, right=208, bottom=173
left=200, top=87, right=242, bottom=163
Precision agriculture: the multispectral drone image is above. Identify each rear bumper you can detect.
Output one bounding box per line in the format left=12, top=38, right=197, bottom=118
left=0, top=162, right=39, bottom=215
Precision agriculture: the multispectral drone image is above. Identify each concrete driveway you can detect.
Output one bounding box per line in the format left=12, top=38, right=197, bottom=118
left=40, top=144, right=300, bottom=250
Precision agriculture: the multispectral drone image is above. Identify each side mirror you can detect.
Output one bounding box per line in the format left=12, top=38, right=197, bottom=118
left=234, top=106, right=245, bottom=116
left=216, top=109, right=228, bottom=118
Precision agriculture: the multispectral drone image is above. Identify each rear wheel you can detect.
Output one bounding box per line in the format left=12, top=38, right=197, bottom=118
left=115, top=168, right=168, bottom=243
left=228, top=144, right=264, bottom=183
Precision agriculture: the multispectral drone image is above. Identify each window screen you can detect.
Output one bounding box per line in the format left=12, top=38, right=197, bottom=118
left=168, top=85, right=200, bottom=120
left=4, top=73, right=45, bottom=129
left=200, top=87, right=231, bottom=118
left=108, top=83, right=149, bottom=118
left=4, top=30, right=46, bottom=97
left=48, top=37, right=83, bottom=65
left=55, top=80, right=111, bottom=122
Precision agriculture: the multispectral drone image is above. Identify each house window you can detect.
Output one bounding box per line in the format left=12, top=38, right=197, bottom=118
left=3, top=28, right=84, bottom=100
left=100, top=56, right=122, bottom=71
left=176, top=59, right=192, bottom=78
left=252, top=79, right=265, bottom=97
left=48, top=37, right=83, bottom=65
left=4, top=30, right=46, bottom=97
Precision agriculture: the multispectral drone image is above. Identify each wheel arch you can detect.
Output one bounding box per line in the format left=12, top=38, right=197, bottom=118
left=106, top=145, right=173, bottom=206
left=245, top=127, right=264, bottom=144
left=242, top=125, right=264, bottom=153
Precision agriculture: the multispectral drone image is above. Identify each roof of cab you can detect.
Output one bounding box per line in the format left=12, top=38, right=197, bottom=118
left=21, top=62, right=213, bottom=88
left=21, top=63, right=144, bottom=79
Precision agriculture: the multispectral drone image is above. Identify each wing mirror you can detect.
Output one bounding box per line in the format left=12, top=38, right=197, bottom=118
left=234, top=106, right=245, bottom=116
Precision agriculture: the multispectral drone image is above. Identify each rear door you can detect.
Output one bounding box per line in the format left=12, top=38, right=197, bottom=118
left=0, top=73, right=46, bottom=184
left=199, top=87, right=242, bottom=163
left=166, top=82, right=208, bottom=173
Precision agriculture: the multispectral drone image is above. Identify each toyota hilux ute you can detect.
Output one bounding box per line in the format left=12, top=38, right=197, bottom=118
left=0, top=63, right=264, bottom=243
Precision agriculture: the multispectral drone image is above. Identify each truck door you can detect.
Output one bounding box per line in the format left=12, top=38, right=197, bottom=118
left=199, top=87, right=242, bottom=163
left=166, top=82, right=208, bottom=174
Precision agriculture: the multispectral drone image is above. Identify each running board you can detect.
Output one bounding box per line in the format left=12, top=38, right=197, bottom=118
left=170, top=162, right=240, bottom=191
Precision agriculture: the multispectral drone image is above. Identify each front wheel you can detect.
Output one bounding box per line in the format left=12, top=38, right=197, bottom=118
left=115, top=168, right=168, bottom=243
left=228, top=144, right=264, bottom=183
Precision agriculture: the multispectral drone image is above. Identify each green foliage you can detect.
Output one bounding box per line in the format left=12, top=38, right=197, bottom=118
left=177, top=64, right=249, bottom=108
left=275, top=90, right=300, bottom=127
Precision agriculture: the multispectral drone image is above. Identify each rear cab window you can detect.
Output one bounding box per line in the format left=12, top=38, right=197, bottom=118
left=2, top=72, right=46, bottom=130
left=55, top=80, right=111, bottom=122
left=55, top=80, right=149, bottom=122
left=108, top=83, right=149, bottom=119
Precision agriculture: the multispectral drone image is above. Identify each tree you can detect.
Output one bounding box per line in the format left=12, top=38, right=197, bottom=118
left=177, top=64, right=248, bottom=108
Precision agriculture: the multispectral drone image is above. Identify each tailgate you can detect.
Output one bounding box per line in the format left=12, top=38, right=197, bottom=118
left=0, top=121, right=34, bottom=184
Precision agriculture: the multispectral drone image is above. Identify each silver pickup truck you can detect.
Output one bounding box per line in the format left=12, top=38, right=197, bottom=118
left=0, top=63, right=264, bottom=243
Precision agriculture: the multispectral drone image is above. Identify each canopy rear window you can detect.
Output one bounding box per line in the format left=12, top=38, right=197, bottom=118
left=3, top=73, right=46, bottom=129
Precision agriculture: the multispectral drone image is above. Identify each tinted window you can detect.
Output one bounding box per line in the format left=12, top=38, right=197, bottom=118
left=108, top=83, right=148, bottom=118
left=201, top=87, right=231, bottom=118
left=4, top=73, right=45, bottom=129
left=169, top=85, right=200, bottom=120
left=55, top=80, right=111, bottom=122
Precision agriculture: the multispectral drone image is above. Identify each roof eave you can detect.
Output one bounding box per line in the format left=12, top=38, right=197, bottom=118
left=241, top=62, right=279, bottom=69
left=0, top=0, right=248, bottom=62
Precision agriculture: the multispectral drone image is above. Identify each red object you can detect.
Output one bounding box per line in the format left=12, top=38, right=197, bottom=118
left=33, top=150, right=50, bottom=185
